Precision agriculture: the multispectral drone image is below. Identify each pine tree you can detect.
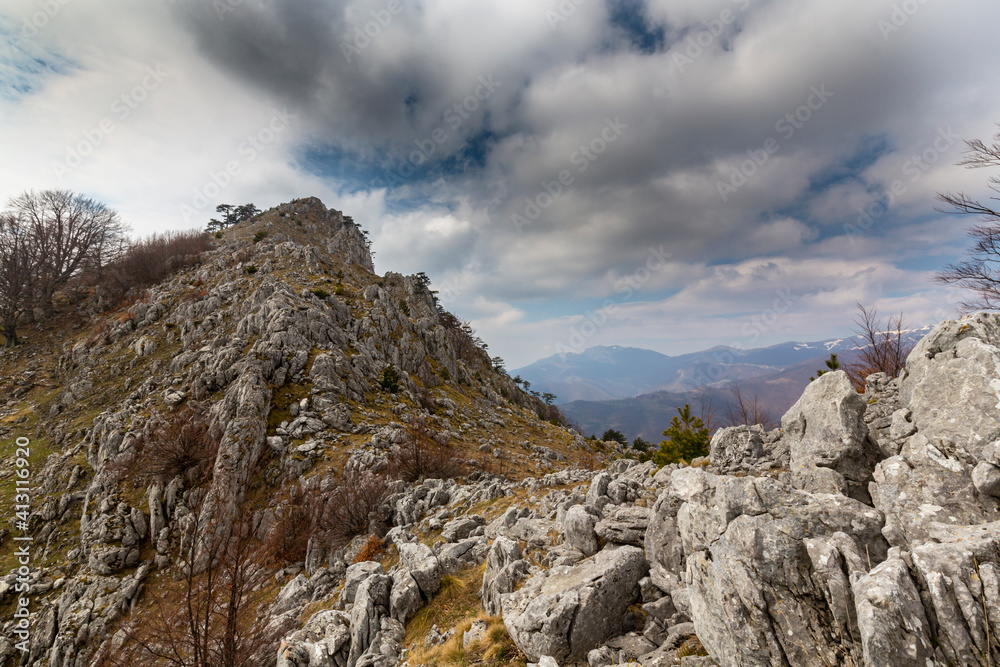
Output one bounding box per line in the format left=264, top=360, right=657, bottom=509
left=653, top=403, right=710, bottom=466
left=810, top=353, right=840, bottom=381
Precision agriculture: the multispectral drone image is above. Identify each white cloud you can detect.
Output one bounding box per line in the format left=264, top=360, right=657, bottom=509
left=1, top=0, right=998, bottom=368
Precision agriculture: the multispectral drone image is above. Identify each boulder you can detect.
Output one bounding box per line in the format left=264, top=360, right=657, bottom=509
left=595, top=505, right=650, bottom=547
left=389, top=569, right=422, bottom=625
left=678, top=469, right=886, bottom=667
left=342, top=561, right=384, bottom=605
left=441, top=516, right=485, bottom=543
left=781, top=370, right=879, bottom=501
left=396, top=542, right=441, bottom=599
left=563, top=505, right=599, bottom=556
left=502, top=546, right=648, bottom=662
left=481, top=537, right=528, bottom=617
left=347, top=572, right=392, bottom=667
left=871, top=434, right=1000, bottom=547
left=899, top=313, right=1000, bottom=458
left=709, top=425, right=765, bottom=472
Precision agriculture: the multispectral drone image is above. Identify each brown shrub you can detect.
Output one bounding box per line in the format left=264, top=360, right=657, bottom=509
left=389, top=417, right=465, bottom=483
left=844, top=303, right=915, bottom=391
left=108, top=405, right=219, bottom=487
left=353, top=535, right=387, bottom=563
left=264, top=469, right=394, bottom=565
left=97, top=230, right=212, bottom=307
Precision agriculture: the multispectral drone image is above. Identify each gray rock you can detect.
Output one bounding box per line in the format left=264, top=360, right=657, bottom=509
left=481, top=536, right=528, bottom=617
left=781, top=370, right=879, bottom=501
left=973, top=461, right=1000, bottom=497
left=438, top=537, right=488, bottom=573
left=644, top=489, right=684, bottom=590
left=899, top=312, right=1000, bottom=458
left=273, top=574, right=314, bottom=616
left=595, top=505, right=649, bottom=547
left=396, top=541, right=441, bottom=599
left=342, top=561, right=384, bottom=605
left=871, top=434, right=1000, bottom=547
left=852, top=553, right=936, bottom=667
left=347, top=572, right=391, bottom=667
left=389, top=569, right=422, bottom=625
left=441, top=516, right=485, bottom=543
left=586, top=472, right=611, bottom=509
left=464, top=619, right=488, bottom=649
left=709, top=425, right=765, bottom=472
left=275, top=609, right=352, bottom=667
left=563, top=505, right=599, bottom=556
left=502, top=546, right=648, bottom=663
left=680, top=469, right=886, bottom=667
left=604, top=632, right=657, bottom=660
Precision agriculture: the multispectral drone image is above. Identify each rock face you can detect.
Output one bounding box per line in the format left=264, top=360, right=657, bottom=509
left=899, top=312, right=1000, bottom=456
left=501, top=546, right=648, bottom=662
left=12, top=190, right=1000, bottom=667
left=781, top=371, right=880, bottom=501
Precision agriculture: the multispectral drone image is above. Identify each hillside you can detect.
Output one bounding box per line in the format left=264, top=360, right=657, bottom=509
left=0, top=198, right=621, bottom=666
left=2, top=198, right=999, bottom=667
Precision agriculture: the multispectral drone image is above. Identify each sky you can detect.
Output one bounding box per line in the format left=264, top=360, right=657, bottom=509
left=1, top=0, right=998, bottom=368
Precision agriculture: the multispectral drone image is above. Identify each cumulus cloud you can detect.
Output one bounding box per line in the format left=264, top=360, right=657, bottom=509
left=1, top=0, right=998, bottom=366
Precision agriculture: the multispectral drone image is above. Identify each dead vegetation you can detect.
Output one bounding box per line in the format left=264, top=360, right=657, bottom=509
left=107, top=404, right=220, bottom=487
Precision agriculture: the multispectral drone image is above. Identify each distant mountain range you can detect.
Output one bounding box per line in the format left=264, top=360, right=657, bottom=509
left=513, top=328, right=934, bottom=441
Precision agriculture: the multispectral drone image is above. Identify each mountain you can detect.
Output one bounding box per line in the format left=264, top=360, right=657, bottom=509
left=521, top=331, right=932, bottom=440
left=0, top=198, right=616, bottom=666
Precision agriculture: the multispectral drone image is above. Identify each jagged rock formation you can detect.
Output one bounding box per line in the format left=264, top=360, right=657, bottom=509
left=3, top=196, right=1000, bottom=667
left=0, top=198, right=605, bottom=666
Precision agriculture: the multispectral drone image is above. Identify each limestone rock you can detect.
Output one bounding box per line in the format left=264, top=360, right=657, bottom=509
left=502, top=546, right=648, bottom=663
left=563, top=505, right=599, bottom=556
left=781, top=370, right=879, bottom=501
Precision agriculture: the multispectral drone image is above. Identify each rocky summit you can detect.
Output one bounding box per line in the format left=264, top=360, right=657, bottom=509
left=2, top=198, right=1000, bottom=667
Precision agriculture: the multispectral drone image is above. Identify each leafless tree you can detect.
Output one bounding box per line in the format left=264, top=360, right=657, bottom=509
left=725, top=384, right=776, bottom=429
left=0, top=213, right=37, bottom=347
left=7, top=189, right=128, bottom=315
left=935, top=125, right=1000, bottom=310
left=696, top=392, right=720, bottom=433
left=389, top=415, right=465, bottom=483
left=100, top=506, right=280, bottom=667
left=843, top=303, right=913, bottom=390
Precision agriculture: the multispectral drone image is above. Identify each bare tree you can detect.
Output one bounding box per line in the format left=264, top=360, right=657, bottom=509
left=100, top=506, right=280, bottom=667
left=843, top=303, right=913, bottom=390
left=935, top=125, right=1000, bottom=310
left=696, top=392, right=720, bottom=434
left=725, top=384, right=776, bottom=429
left=0, top=213, right=37, bottom=347
left=7, top=190, right=128, bottom=315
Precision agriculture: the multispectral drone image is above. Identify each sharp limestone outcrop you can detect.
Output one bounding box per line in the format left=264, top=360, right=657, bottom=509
left=2, top=197, right=1000, bottom=666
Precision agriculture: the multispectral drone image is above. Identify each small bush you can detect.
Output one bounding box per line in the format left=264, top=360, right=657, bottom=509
left=379, top=365, right=401, bottom=392
left=108, top=405, right=219, bottom=486
left=324, top=469, right=394, bottom=546
left=265, top=469, right=393, bottom=564
left=400, top=300, right=410, bottom=316
left=653, top=404, right=709, bottom=466
left=310, top=288, right=330, bottom=299
left=389, top=417, right=465, bottom=483
left=245, top=264, right=258, bottom=274
left=353, top=535, right=387, bottom=563
left=96, top=230, right=213, bottom=308
left=214, top=231, right=223, bottom=239
left=334, top=282, right=345, bottom=295
left=253, top=231, right=268, bottom=244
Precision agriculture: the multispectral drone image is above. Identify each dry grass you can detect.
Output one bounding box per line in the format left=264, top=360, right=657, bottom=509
left=406, top=609, right=525, bottom=667
left=401, top=562, right=527, bottom=666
